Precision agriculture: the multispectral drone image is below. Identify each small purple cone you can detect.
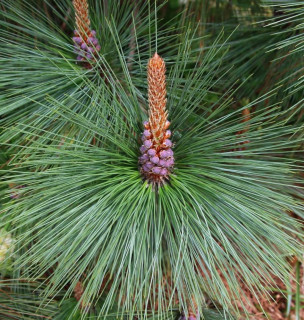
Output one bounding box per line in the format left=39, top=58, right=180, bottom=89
left=180, top=311, right=200, bottom=320
left=159, top=159, right=166, bottom=167
left=144, top=140, right=152, bottom=149
left=92, top=38, right=99, bottom=46
left=160, top=168, right=168, bottom=176
left=160, top=150, right=168, bottom=159
left=167, top=148, right=173, bottom=157
left=167, top=158, right=174, bottom=166
left=150, top=156, right=159, bottom=164
left=164, top=139, right=172, bottom=147
left=73, top=37, right=82, bottom=44
left=81, top=43, right=87, bottom=50
left=146, top=162, right=154, bottom=169
left=143, top=130, right=151, bottom=138
left=152, top=167, right=162, bottom=174
left=163, top=160, right=171, bottom=168
left=147, top=149, right=156, bottom=157
left=143, top=164, right=150, bottom=172
left=142, top=154, right=149, bottom=161
left=140, top=146, right=146, bottom=153
left=139, top=154, right=149, bottom=163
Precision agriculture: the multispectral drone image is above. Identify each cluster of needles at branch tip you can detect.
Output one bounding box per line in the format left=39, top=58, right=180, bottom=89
left=139, top=52, right=174, bottom=187
left=72, top=0, right=100, bottom=61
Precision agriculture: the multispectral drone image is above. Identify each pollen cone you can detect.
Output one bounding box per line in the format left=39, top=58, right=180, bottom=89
left=72, top=0, right=100, bottom=62
left=139, top=53, right=174, bottom=186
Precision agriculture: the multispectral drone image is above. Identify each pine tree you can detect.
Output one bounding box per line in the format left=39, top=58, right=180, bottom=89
left=1, top=1, right=304, bottom=319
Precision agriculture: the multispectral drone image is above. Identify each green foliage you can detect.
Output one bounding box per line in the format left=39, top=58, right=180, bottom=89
left=178, top=0, right=304, bottom=121
left=0, top=279, right=59, bottom=319
left=0, top=0, right=178, bottom=152
left=1, top=1, right=304, bottom=319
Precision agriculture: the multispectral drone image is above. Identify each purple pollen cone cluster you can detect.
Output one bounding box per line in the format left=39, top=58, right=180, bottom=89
left=139, top=120, right=174, bottom=185
left=73, top=30, right=100, bottom=61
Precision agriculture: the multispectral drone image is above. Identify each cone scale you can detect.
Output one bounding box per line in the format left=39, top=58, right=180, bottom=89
left=139, top=53, right=174, bottom=186
left=72, top=0, right=100, bottom=61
